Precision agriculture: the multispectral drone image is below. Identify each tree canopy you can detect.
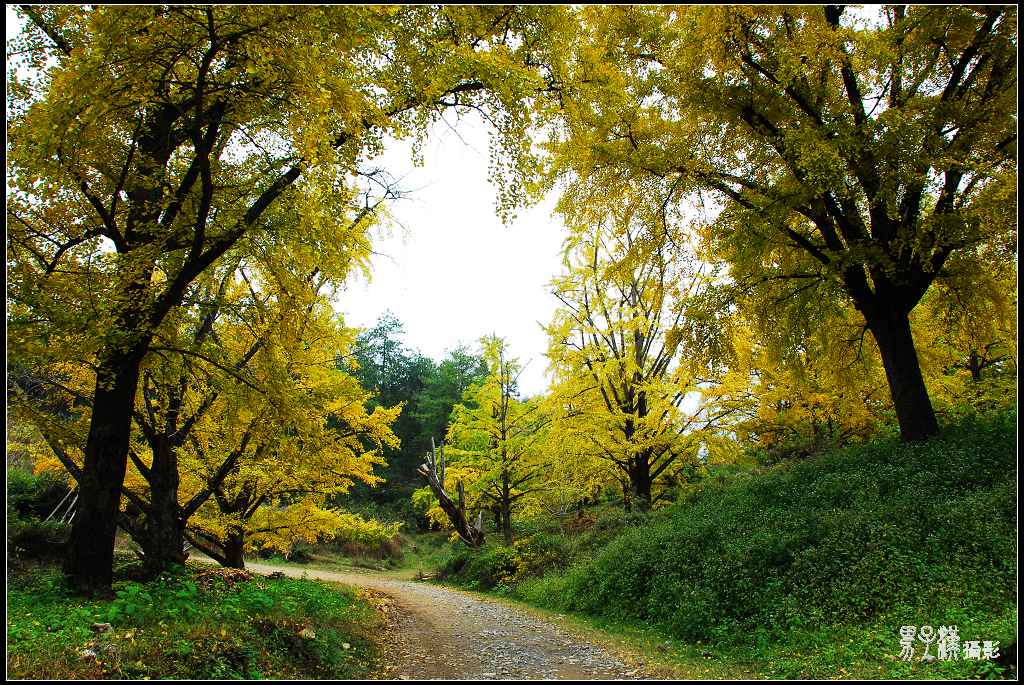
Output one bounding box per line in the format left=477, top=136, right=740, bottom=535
left=541, top=5, right=1017, bottom=443
left=5, top=4, right=1016, bottom=591
left=7, top=4, right=566, bottom=591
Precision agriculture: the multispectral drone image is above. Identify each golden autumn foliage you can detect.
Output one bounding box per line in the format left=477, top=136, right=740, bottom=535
left=5, top=6, right=1016, bottom=580
left=540, top=5, right=1017, bottom=443
left=7, top=5, right=572, bottom=583
left=543, top=203, right=734, bottom=509
left=413, top=337, right=550, bottom=544
left=132, top=248, right=400, bottom=563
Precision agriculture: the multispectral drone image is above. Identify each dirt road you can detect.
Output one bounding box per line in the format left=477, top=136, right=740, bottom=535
left=239, top=561, right=646, bottom=680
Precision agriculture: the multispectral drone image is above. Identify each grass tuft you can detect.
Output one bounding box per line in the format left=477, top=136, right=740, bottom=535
left=6, top=555, right=382, bottom=679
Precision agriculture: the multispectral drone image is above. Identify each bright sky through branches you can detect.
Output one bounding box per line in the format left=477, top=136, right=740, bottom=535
left=6, top=6, right=566, bottom=398
left=336, top=116, right=566, bottom=398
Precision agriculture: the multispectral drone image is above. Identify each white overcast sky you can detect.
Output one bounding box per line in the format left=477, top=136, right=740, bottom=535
left=338, top=117, right=567, bottom=398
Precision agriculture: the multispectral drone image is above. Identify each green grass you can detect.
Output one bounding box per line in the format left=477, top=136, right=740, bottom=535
left=6, top=556, right=382, bottom=679
left=437, top=410, right=1018, bottom=679
left=254, top=529, right=456, bottom=579
left=508, top=605, right=1016, bottom=680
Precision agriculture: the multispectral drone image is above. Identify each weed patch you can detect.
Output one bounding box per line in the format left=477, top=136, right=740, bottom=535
left=6, top=557, right=381, bottom=679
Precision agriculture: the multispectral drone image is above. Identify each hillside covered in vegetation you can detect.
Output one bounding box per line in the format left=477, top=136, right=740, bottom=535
left=437, top=411, right=1017, bottom=679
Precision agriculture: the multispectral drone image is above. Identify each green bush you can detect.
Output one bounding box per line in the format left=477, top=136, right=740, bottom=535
left=440, top=529, right=603, bottom=591
left=567, top=507, right=651, bottom=558
left=511, top=411, right=1018, bottom=645
left=460, top=546, right=521, bottom=590
left=513, top=532, right=571, bottom=578
left=7, top=468, right=70, bottom=519
left=7, top=514, right=70, bottom=562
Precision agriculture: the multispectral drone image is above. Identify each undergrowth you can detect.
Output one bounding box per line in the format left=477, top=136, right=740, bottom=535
left=6, top=556, right=381, bottom=679
left=438, top=410, right=1018, bottom=679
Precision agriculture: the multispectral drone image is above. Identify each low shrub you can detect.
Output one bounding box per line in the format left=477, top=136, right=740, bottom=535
left=7, top=514, right=70, bottom=562
left=438, top=532, right=576, bottom=590
left=7, top=562, right=380, bottom=680
left=459, top=545, right=521, bottom=590
left=522, top=411, right=1017, bottom=644
left=513, top=532, right=571, bottom=578
left=8, top=468, right=70, bottom=519
left=332, top=536, right=404, bottom=562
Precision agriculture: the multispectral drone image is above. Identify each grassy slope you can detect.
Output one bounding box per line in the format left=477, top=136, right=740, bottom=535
left=443, top=411, right=1018, bottom=679
left=6, top=557, right=382, bottom=679
left=252, top=529, right=455, bottom=580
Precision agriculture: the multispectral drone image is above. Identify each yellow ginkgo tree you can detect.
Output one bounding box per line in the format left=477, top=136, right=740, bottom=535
left=415, top=337, right=551, bottom=545
left=545, top=204, right=738, bottom=511
left=7, top=4, right=564, bottom=592
left=131, top=241, right=401, bottom=569
left=542, top=5, right=1017, bottom=445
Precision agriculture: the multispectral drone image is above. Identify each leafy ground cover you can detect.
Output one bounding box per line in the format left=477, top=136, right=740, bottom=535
left=6, top=555, right=381, bottom=679
left=255, top=529, right=455, bottom=579
left=435, top=410, right=1018, bottom=679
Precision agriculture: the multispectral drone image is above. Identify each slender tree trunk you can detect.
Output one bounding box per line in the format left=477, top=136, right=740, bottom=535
left=968, top=350, right=983, bottom=382
left=867, top=310, right=940, bottom=442
left=501, top=475, right=514, bottom=545
left=141, top=439, right=187, bottom=576
left=501, top=504, right=513, bottom=546
left=66, top=352, right=144, bottom=594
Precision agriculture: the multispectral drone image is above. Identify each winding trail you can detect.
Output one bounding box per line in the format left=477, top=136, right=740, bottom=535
left=239, top=560, right=647, bottom=680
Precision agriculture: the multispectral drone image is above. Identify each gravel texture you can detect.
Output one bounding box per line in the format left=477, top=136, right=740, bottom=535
left=239, top=561, right=646, bottom=680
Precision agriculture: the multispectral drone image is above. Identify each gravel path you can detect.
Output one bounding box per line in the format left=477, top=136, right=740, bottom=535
left=239, top=561, right=646, bottom=680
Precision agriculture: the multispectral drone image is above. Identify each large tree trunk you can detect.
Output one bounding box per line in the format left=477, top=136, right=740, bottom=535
left=140, top=439, right=187, bottom=576
left=629, top=457, right=653, bottom=512
left=66, top=249, right=158, bottom=593
left=66, top=352, right=144, bottom=594
left=222, top=532, right=246, bottom=569
left=867, top=310, right=940, bottom=442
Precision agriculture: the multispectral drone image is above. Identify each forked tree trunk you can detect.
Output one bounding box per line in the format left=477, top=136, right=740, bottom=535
left=417, top=439, right=485, bottom=547
left=140, top=439, right=187, bottom=575
left=66, top=246, right=159, bottom=593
